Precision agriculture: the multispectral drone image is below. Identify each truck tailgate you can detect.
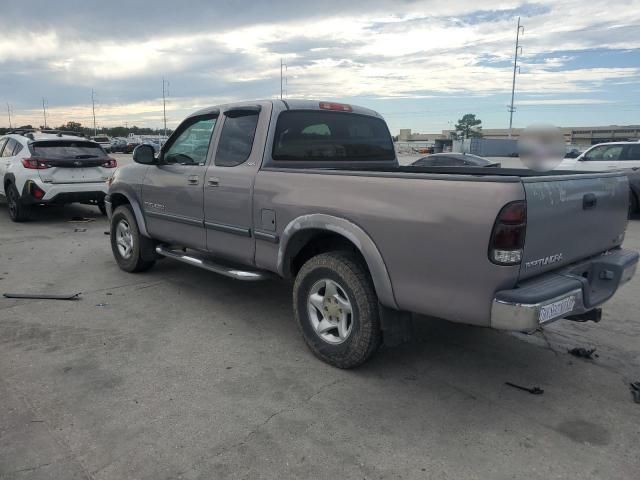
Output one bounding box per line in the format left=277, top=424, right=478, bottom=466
left=520, top=172, right=629, bottom=280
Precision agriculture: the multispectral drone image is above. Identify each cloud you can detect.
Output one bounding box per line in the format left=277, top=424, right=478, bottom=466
left=1, top=0, right=639, bottom=128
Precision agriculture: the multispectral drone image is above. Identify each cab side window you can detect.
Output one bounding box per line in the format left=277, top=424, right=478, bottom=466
left=215, top=112, right=259, bottom=167
left=163, top=117, right=217, bottom=165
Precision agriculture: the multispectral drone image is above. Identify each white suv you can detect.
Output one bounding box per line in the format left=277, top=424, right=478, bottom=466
left=558, top=141, right=640, bottom=171
left=0, top=130, right=117, bottom=222
left=92, top=135, right=112, bottom=153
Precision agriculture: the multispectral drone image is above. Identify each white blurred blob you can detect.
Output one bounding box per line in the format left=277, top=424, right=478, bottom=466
left=518, top=125, right=566, bottom=172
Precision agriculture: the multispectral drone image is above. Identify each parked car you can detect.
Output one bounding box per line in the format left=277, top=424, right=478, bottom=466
left=92, top=135, right=112, bottom=153
left=559, top=142, right=640, bottom=171
left=123, top=140, right=140, bottom=153
left=0, top=130, right=117, bottom=221
left=110, top=137, right=128, bottom=153
left=411, top=153, right=500, bottom=167
left=105, top=100, right=638, bottom=368
left=558, top=142, right=640, bottom=214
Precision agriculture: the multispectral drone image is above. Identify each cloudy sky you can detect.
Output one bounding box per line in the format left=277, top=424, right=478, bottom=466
left=1, top=0, right=639, bottom=133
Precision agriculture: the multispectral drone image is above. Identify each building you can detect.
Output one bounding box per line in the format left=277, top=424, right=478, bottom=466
left=399, top=126, right=640, bottom=149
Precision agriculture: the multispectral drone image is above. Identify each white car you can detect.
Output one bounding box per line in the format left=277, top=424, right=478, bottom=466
left=92, top=135, right=112, bottom=153
left=558, top=141, right=640, bottom=171
left=0, top=130, right=117, bottom=222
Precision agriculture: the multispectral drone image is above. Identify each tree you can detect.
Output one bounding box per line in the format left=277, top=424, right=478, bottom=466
left=454, top=114, right=483, bottom=139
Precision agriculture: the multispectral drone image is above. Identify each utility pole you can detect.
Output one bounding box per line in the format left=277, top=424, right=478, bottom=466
left=280, top=59, right=288, bottom=99
left=91, top=89, right=97, bottom=136
left=508, top=16, right=524, bottom=138
left=162, top=77, right=168, bottom=138
left=7, top=103, right=12, bottom=129
left=42, top=98, right=48, bottom=129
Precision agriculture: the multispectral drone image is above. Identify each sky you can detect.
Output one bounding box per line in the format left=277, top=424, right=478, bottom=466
left=1, top=0, right=639, bottom=134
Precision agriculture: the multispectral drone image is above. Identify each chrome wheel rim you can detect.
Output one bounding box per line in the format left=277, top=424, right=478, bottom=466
left=307, top=279, right=354, bottom=344
left=115, top=219, right=134, bottom=259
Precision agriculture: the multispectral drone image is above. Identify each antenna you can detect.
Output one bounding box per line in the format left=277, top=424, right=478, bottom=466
left=42, top=98, right=48, bottom=129
left=91, top=89, right=97, bottom=136
left=508, top=16, right=525, bottom=138
left=7, top=103, right=12, bottom=129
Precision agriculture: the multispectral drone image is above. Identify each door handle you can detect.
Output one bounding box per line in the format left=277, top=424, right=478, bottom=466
left=207, top=177, right=220, bottom=187
left=187, top=175, right=199, bottom=185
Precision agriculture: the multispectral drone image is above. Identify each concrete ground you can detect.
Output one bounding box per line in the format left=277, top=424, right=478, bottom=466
left=1, top=167, right=639, bottom=479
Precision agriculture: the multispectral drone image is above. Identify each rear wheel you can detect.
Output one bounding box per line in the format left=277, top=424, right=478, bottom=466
left=630, top=191, right=638, bottom=216
left=293, top=251, right=381, bottom=368
left=6, top=183, right=30, bottom=222
left=110, top=205, right=156, bottom=272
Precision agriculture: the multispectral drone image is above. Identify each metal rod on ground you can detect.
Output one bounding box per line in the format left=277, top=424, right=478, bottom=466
left=508, top=17, right=524, bottom=138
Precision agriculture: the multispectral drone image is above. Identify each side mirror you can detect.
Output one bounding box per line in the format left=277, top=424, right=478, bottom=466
left=132, top=144, right=156, bottom=164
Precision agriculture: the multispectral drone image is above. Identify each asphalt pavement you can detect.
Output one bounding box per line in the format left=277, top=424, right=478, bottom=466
left=1, top=167, right=639, bottom=479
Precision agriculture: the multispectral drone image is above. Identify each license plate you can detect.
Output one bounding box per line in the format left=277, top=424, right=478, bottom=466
left=539, top=295, right=576, bottom=323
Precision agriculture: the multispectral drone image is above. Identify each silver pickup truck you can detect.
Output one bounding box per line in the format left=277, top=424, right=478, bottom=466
left=105, top=100, right=638, bottom=368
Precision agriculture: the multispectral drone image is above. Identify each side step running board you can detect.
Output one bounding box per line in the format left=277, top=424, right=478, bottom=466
left=155, top=245, right=272, bottom=281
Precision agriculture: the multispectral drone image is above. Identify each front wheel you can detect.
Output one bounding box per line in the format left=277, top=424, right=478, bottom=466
left=293, top=251, right=381, bottom=368
left=110, top=205, right=156, bottom=272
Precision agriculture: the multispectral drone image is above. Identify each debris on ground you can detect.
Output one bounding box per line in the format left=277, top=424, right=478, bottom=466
left=3, top=292, right=81, bottom=300
left=74, top=228, right=87, bottom=233
left=630, top=382, right=640, bottom=404
left=95, top=303, right=108, bottom=307
left=568, top=347, right=598, bottom=359
left=104, top=231, right=110, bottom=235
left=505, top=382, right=544, bottom=395
left=68, top=217, right=95, bottom=223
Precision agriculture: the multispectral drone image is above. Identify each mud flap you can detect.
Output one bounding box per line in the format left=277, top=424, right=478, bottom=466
left=379, top=305, right=413, bottom=347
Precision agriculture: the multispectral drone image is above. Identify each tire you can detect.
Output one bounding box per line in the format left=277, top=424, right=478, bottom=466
left=293, top=251, right=381, bottom=368
left=6, top=183, right=30, bottom=222
left=630, top=191, right=638, bottom=217
left=97, top=201, right=107, bottom=216
left=110, top=205, right=156, bottom=272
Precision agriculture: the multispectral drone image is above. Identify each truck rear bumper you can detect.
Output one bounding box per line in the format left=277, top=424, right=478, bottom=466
left=491, top=248, right=638, bottom=332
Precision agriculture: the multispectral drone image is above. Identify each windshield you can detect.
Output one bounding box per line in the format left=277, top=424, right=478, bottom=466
left=31, top=141, right=107, bottom=159
left=272, top=111, right=395, bottom=162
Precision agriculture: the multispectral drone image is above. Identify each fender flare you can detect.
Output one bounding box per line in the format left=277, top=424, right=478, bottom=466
left=277, top=214, right=398, bottom=309
left=108, top=189, right=150, bottom=238
left=3, top=173, right=16, bottom=189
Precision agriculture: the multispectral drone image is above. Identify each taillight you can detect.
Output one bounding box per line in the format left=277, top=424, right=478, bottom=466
left=30, top=183, right=45, bottom=199
left=489, top=201, right=527, bottom=265
left=102, top=158, right=117, bottom=168
left=319, top=102, right=352, bottom=112
left=21, top=158, right=51, bottom=170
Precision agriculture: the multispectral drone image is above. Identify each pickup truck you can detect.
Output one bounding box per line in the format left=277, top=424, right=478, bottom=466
left=105, top=100, right=638, bottom=368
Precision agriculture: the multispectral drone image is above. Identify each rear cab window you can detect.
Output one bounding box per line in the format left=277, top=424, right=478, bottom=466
left=272, top=110, right=395, bottom=163
left=30, top=141, right=107, bottom=159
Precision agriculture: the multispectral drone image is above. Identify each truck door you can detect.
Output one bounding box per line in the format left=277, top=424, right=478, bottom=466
left=141, top=114, right=217, bottom=250
left=203, top=104, right=268, bottom=265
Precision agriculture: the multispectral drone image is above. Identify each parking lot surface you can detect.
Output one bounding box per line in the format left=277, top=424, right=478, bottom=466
left=1, top=175, right=639, bottom=479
